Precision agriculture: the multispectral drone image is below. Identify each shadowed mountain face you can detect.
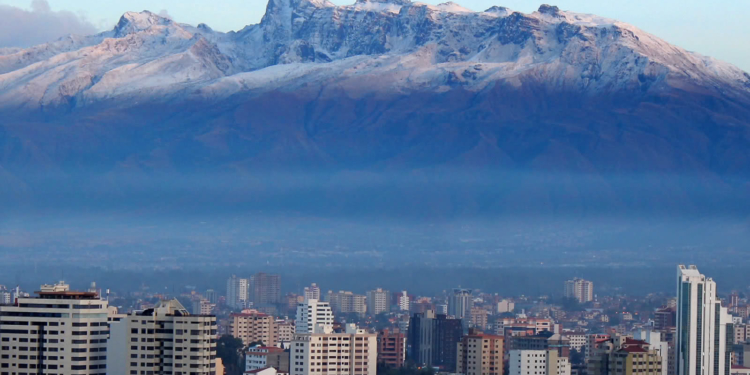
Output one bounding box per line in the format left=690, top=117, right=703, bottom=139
left=0, top=1, right=749, bottom=219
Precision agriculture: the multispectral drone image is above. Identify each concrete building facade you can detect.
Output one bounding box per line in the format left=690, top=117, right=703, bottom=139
left=397, top=292, right=410, bottom=312
left=0, top=282, right=109, bottom=375
left=246, top=345, right=290, bottom=373
left=377, top=328, right=406, bottom=368
left=676, top=265, right=732, bottom=375
left=457, top=333, right=504, bottom=375
left=108, top=299, right=217, bottom=375
left=227, top=275, right=249, bottom=309
left=303, top=284, right=321, bottom=302
left=326, top=292, right=367, bottom=317
left=290, top=325, right=376, bottom=375
left=231, top=310, right=279, bottom=347
left=295, top=299, right=334, bottom=334
left=408, top=310, right=463, bottom=371
left=366, top=289, right=389, bottom=316
left=448, top=289, right=473, bottom=320
left=509, top=350, right=571, bottom=375
left=564, top=278, right=594, bottom=303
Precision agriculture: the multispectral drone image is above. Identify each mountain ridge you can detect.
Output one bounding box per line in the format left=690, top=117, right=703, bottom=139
left=0, top=1, right=748, bottom=110
left=0, top=2, right=749, bottom=217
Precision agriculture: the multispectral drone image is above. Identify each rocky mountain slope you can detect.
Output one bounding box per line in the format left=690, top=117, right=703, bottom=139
left=1, top=1, right=749, bottom=217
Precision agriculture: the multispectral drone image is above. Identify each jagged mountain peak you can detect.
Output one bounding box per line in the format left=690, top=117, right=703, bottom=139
left=0, top=0, right=748, bottom=112
left=483, top=6, right=512, bottom=16
left=354, top=0, right=412, bottom=6
left=537, top=4, right=561, bottom=16
left=114, top=10, right=174, bottom=37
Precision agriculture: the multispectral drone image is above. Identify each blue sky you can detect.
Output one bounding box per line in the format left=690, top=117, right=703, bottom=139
left=1, top=0, right=748, bottom=71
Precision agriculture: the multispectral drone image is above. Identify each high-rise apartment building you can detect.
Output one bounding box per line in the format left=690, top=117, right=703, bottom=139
left=277, top=319, right=295, bottom=343
left=448, top=288, right=473, bottom=320
left=204, top=289, right=218, bottom=304
left=408, top=310, right=463, bottom=371
left=497, top=299, right=515, bottom=314
left=735, top=324, right=750, bottom=344
left=377, top=328, right=407, bottom=368
left=470, top=307, right=489, bottom=329
left=676, top=265, right=732, bottom=375
left=227, top=275, right=249, bottom=309
left=457, top=333, right=504, bottom=375
left=0, top=282, right=109, bottom=375
left=108, top=299, right=217, bottom=375
left=295, top=299, right=334, bottom=334
left=251, top=273, right=281, bottom=306
left=366, top=289, right=390, bottom=316
left=509, top=349, right=571, bottom=375
left=290, top=324, right=377, bottom=375
left=326, top=291, right=367, bottom=316
left=564, top=278, right=594, bottom=303
left=397, top=291, right=410, bottom=311
left=231, top=310, right=279, bottom=346
left=303, top=284, right=321, bottom=301
left=655, top=306, right=677, bottom=331
left=561, top=332, right=587, bottom=353
left=192, top=299, right=214, bottom=315
left=0, top=286, right=11, bottom=305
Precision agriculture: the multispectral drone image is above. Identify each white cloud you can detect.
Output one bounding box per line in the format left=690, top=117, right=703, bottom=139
left=0, top=0, right=98, bottom=48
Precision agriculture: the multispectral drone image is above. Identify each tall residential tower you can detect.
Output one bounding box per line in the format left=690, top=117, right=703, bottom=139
left=564, top=278, right=594, bottom=303
left=675, top=265, right=732, bottom=375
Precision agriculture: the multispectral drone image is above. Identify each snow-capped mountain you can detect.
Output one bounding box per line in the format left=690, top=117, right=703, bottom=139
left=0, top=1, right=748, bottom=109
left=1, top=1, right=750, bottom=216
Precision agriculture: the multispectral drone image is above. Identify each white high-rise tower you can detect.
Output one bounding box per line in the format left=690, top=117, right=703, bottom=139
left=295, top=298, right=334, bottom=333
left=226, top=275, right=249, bottom=309
left=676, top=265, right=732, bottom=375
left=366, top=288, right=390, bottom=315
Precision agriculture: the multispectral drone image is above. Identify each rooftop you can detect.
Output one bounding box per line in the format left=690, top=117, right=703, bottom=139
left=245, top=367, right=275, bottom=374
left=36, top=291, right=99, bottom=300
left=617, top=346, right=648, bottom=353
left=248, top=346, right=285, bottom=353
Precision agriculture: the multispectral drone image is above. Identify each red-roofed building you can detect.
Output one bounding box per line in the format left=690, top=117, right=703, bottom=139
left=608, top=337, right=662, bottom=375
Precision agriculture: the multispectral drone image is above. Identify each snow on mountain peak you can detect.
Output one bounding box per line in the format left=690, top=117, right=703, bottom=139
left=483, top=6, right=512, bottom=16
left=114, top=11, right=173, bottom=37
left=537, top=4, right=561, bottom=16
left=355, top=0, right=412, bottom=5
left=0, top=0, right=748, bottom=111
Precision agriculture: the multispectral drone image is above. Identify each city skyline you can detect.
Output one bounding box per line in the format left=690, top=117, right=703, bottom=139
left=0, top=263, right=744, bottom=375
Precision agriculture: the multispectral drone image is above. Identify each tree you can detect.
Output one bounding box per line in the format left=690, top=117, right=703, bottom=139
left=377, top=360, right=435, bottom=375
left=217, top=335, right=245, bottom=375
left=560, top=297, right=584, bottom=312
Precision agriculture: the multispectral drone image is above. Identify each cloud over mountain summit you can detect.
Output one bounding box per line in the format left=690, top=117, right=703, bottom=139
left=0, top=0, right=98, bottom=48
